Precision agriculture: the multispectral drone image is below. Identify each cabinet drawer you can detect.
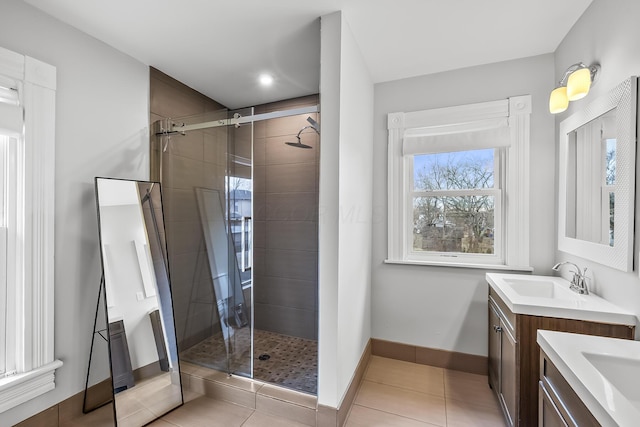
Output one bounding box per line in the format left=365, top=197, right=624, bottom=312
left=539, top=381, right=569, bottom=427
left=540, top=353, right=599, bottom=427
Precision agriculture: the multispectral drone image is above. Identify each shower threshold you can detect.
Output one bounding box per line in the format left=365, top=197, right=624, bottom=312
left=180, top=360, right=318, bottom=425
left=180, top=329, right=318, bottom=395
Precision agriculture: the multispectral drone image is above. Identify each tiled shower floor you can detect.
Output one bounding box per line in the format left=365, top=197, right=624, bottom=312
left=180, top=329, right=318, bottom=394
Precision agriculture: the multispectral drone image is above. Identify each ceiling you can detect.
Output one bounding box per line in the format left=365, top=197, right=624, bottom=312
left=22, top=0, right=593, bottom=109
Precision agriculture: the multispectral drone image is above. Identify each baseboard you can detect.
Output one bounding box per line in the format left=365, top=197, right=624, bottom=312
left=317, top=339, right=372, bottom=427
left=15, top=380, right=113, bottom=427
left=371, top=338, right=487, bottom=375
left=133, top=360, right=162, bottom=382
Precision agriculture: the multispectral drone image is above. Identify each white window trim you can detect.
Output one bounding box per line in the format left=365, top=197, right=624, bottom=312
left=387, top=96, right=532, bottom=270
left=0, top=46, right=62, bottom=413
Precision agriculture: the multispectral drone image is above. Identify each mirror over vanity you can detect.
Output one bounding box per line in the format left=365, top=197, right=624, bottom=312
left=558, top=76, right=638, bottom=271
left=89, top=177, right=183, bottom=426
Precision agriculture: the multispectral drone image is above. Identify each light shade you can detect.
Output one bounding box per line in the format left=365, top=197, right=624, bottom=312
left=566, top=67, right=592, bottom=101
left=549, top=86, right=569, bottom=114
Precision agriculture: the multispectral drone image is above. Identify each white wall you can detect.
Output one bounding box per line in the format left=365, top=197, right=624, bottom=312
left=100, top=204, right=160, bottom=371
left=0, top=0, right=149, bottom=424
left=372, top=55, right=556, bottom=356
left=319, top=11, right=374, bottom=409
left=554, top=0, right=640, bottom=331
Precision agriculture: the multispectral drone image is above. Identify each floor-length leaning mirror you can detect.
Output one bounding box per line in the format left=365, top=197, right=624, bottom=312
left=94, top=177, right=183, bottom=426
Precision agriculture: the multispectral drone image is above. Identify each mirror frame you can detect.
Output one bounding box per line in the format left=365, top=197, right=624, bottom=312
left=94, top=177, right=184, bottom=425
left=558, top=76, right=638, bottom=271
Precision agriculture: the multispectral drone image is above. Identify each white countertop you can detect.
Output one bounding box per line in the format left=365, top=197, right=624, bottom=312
left=538, top=330, right=640, bottom=427
left=486, top=273, right=636, bottom=326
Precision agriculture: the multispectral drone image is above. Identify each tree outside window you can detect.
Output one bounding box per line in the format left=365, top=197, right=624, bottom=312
left=412, top=149, right=497, bottom=255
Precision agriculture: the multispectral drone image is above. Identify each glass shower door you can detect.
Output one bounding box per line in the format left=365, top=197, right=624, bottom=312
left=157, top=106, right=253, bottom=378
left=224, top=107, right=253, bottom=377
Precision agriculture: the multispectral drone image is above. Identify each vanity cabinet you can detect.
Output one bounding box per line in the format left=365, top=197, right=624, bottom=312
left=109, top=320, right=135, bottom=392
left=539, top=351, right=600, bottom=426
left=488, top=287, right=634, bottom=427
left=489, top=301, right=517, bottom=425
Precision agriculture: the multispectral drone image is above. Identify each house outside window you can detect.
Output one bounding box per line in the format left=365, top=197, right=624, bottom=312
left=387, top=96, right=531, bottom=270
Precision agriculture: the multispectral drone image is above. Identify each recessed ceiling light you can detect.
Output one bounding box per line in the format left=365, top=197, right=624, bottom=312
left=259, top=73, right=274, bottom=86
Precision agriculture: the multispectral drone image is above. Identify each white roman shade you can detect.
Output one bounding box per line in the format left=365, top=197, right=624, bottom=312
left=402, top=117, right=510, bottom=155
left=0, top=103, right=22, bottom=137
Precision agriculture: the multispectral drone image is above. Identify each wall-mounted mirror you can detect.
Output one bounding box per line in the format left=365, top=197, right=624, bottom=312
left=558, top=77, right=638, bottom=271
left=94, top=177, right=183, bottom=425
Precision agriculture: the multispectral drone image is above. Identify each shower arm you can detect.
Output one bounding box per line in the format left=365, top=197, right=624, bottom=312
left=295, top=125, right=320, bottom=141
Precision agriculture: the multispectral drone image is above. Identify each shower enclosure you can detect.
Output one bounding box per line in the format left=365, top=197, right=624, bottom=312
left=153, top=98, right=319, bottom=394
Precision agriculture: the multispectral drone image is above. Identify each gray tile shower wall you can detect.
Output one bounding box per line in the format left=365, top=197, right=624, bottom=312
left=253, top=95, right=319, bottom=340
left=150, top=73, right=319, bottom=345
left=150, top=68, right=226, bottom=350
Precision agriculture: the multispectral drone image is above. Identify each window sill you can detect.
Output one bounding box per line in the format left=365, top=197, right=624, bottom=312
left=384, top=259, right=534, bottom=272
left=0, top=360, right=63, bottom=413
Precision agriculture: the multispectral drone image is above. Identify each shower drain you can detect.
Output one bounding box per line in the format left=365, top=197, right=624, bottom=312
left=258, top=354, right=271, bottom=361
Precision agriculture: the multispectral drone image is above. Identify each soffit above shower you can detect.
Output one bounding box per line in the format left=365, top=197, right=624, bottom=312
left=20, top=0, right=592, bottom=109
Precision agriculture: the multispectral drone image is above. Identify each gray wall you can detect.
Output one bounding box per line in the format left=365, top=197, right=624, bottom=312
left=253, top=95, right=319, bottom=340
left=371, top=54, right=557, bottom=357
left=0, top=1, right=149, bottom=424
left=554, top=0, right=640, bottom=332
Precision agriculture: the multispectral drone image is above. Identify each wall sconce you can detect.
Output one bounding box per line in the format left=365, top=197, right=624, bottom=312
left=549, top=63, right=600, bottom=114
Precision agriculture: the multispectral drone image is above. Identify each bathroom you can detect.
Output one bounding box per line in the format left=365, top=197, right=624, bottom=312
left=3, top=0, right=640, bottom=426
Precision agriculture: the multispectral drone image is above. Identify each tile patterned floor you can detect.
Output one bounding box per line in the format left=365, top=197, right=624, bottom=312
left=180, top=329, right=318, bottom=394
left=60, top=355, right=505, bottom=426
left=345, top=356, right=506, bottom=427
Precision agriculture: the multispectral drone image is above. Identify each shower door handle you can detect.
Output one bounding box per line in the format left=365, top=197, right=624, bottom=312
left=241, top=216, right=252, bottom=272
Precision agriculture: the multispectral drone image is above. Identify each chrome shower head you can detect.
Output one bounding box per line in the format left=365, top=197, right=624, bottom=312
left=285, top=135, right=313, bottom=149
left=285, top=119, right=319, bottom=149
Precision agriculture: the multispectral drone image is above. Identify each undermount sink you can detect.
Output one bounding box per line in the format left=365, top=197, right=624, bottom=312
left=486, top=273, right=635, bottom=325
left=503, top=277, right=565, bottom=299
left=583, top=352, right=640, bottom=411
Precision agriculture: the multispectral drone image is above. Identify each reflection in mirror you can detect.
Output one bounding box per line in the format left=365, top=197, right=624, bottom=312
left=95, top=177, right=183, bottom=426
left=195, top=188, right=251, bottom=374
left=558, top=76, right=637, bottom=271
left=565, top=108, right=616, bottom=246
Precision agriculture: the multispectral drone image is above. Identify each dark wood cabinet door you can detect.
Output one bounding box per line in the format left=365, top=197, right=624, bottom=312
left=501, top=322, right=517, bottom=427
left=489, top=302, right=501, bottom=392
left=109, top=320, right=135, bottom=391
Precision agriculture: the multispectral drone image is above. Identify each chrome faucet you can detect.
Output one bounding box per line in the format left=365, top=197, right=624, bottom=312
left=552, top=262, right=589, bottom=295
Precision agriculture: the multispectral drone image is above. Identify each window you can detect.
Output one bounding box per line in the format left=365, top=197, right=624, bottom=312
left=387, top=96, right=531, bottom=269
left=412, top=148, right=502, bottom=259
left=0, top=46, right=61, bottom=413
left=0, top=71, right=21, bottom=380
